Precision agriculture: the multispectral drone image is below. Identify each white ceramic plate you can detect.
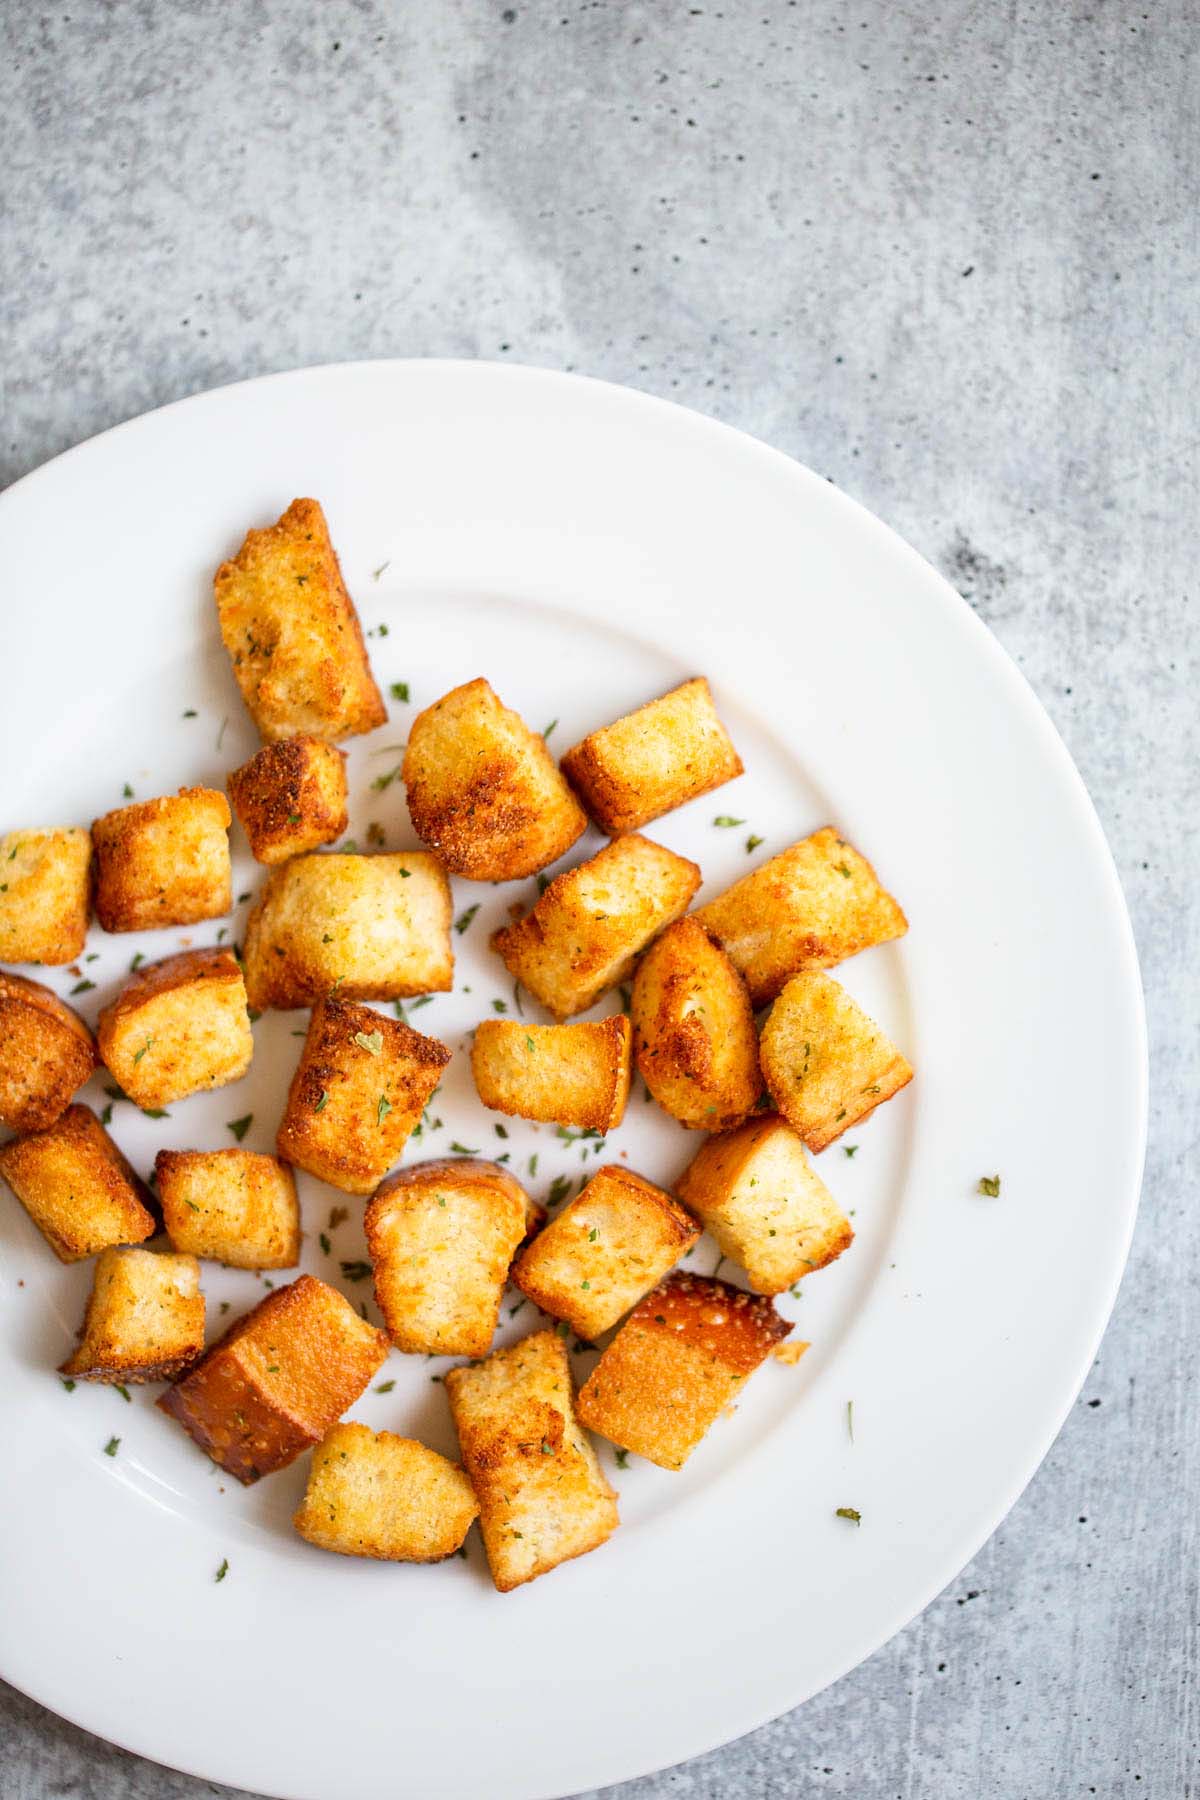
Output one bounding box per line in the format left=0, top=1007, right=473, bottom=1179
left=0, top=362, right=1145, bottom=1800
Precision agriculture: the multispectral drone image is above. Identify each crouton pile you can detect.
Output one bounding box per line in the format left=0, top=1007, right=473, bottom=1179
left=1, top=497, right=911, bottom=1590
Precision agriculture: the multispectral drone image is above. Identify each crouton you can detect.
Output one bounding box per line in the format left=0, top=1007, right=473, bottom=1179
left=674, top=1114, right=853, bottom=1293
left=0, top=972, right=97, bottom=1132
left=577, top=1272, right=790, bottom=1469
left=365, top=1158, right=528, bottom=1355
left=694, top=826, right=907, bottom=1006
left=0, top=1103, right=156, bottom=1263
left=471, top=1016, right=631, bottom=1131
left=0, top=826, right=91, bottom=965
left=242, top=852, right=452, bottom=1011
left=276, top=997, right=450, bottom=1194
left=513, top=1164, right=699, bottom=1339
left=402, top=678, right=586, bottom=880
left=630, top=916, right=761, bottom=1130
left=97, top=947, right=252, bottom=1110
left=91, top=788, right=232, bottom=933
left=561, top=677, right=743, bottom=834
left=445, top=1330, right=618, bottom=1591
left=157, top=1273, right=388, bottom=1483
left=758, top=971, right=912, bottom=1151
left=491, top=835, right=701, bottom=1019
left=60, top=1247, right=205, bottom=1383
left=213, top=497, right=386, bottom=744
left=293, top=1423, right=479, bottom=1562
left=157, top=1149, right=300, bottom=1270
left=227, top=736, right=348, bottom=864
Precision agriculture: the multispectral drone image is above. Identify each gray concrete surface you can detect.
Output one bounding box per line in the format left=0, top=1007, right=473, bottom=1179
left=2, top=2, right=1195, bottom=1795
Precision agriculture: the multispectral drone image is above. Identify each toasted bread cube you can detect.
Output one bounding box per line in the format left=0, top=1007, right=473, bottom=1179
left=471, top=1016, right=631, bottom=1131
left=97, top=948, right=252, bottom=1109
left=157, top=1149, right=300, bottom=1270
left=694, top=826, right=907, bottom=1006
left=91, top=788, right=232, bottom=933
left=491, top=835, right=701, bottom=1019
left=213, top=497, right=386, bottom=744
left=0, top=1103, right=156, bottom=1263
left=242, top=852, right=452, bottom=1011
left=60, top=1247, right=204, bottom=1383
left=0, top=972, right=97, bottom=1132
left=631, top=916, right=761, bottom=1130
left=561, top=677, right=743, bottom=834
left=157, top=1273, right=388, bottom=1482
left=402, top=678, right=586, bottom=880
left=445, top=1329, right=618, bottom=1591
left=675, top=1114, right=852, bottom=1293
left=227, top=736, right=348, bottom=864
left=365, top=1158, right=528, bottom=1355
left=577, top=1272, right=790, bottom=1469
left=276, top=997, right=450, bottom=1194
left=293, top=1422, right=479, bottom=1562
left=513, top=1164, right=699, bottom=1339
left=0, top=826, right=91, bottom=964
left=759, top=971, right=912, bottom=1151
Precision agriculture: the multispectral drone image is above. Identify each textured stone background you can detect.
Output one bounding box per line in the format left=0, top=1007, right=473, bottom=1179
left=2, top=2, right=1195, bottom=1796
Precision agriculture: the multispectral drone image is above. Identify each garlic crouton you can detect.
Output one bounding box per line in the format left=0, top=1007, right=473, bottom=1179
left=631, top=916, right=761, bottom=1130
left=157, top=1149, right=300, bottom=1270
left=92, top=787, right=232, bottom=933
left=561, top=677, right=743, bottom=834
left=293, top=1423, right=479, bottom=1562
left=759, top=971, right=912, bottom=1151
left=471, top=1016, right=631, bottom=1132
left=60, top=1247, right=205, bottom=1383
left=0, top=826, right=92, bottom=965
left=0, top=1103, right=156, bottom=1263
left=0, top=972, right=97, bottom=1133
left=97, top=947, right=252, bottom=1110
left=227, top=736, right=348, bottom=864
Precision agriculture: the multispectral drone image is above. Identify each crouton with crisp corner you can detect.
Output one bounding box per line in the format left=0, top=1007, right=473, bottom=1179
left=445, top=1329, right=618, bottom=1591
left=577, top=1272, right=790, bottom=1469
left=276, top=997, right=450, bottom=1194
left=759, top=970, right=912, bottom=1151
left=471, top=1016, right=631, bottom=1131
left=631, top=916, right=761, bottom=1130
left=0, top=826, right=91, bottom=964
left=293, top=1422, right=479, bottom=1562
left=242, top=852, right=452, bottom=1011
left=0, top=1103, right=156, bottom=1263
left=91, top=788, right=232, bottom=933
left=227, top=736, right=348, bottom=864
left=561, top=677, right=743, bottom=834
left=365, top=1158, right=528, bottom=1355
left=675, top=1114, right=853, bottom=1293
left=694, top=826, right=907, bottom=1006
left=491, top=835, right=700, bottom=1019
left=214, top=497, right=386, bottom=743
left=98, top=947, right=252, bottom=1110
left=402, top=678, right=586, bottom=880
left=60, top=1247, right=205, bottom=1383
left=0, top=972, right=97, bottom=1132
left=157, top=1273, right=388, bottom=1483
left=157, top=1149, right=300, bottom=1270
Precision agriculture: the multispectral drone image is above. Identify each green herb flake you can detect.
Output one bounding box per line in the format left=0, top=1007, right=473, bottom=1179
left=491, top=997, right=507, bottom=1013
left=328, top=1205, right=349, bottom=1229
left=100, top=1103, right=113, bottom=1126
left=512, top=980, right=524, bottom=1016
left=713, top=814, right=745, bottom=827
left=449, top=1141, right=479, bottom=1155
left=844, top=1144, right=858, bottom=1158
left=371, top=765, right=403, bottom=793
left=182, top=708, right=197, bottom=718
left=122, top=783, right=134, bottom=799
left=69, top=979, right=95, bottom=996
left=115, top=1384, right=132, bottom=1403
left=528, top=1153, right=539, bottom=1177
left=133, top=1037, right=153, bottom=1063
left=547, top=1176, right=572, bottom=1207
left=540, top=1439, right=555, bottom=1455
left=61, top=1378, right=76, bottom=1392
left=215, top=1558, right=229, bottom=1583
left=745, top=834, right=764, bottom=853
left=847, top=1400, right=854, bottom=1443
left=313, top=1090, right=329, bottom=1113
left=542, top=719, right=558, bottom=740
left=835, top=1507, right=862, bottom=1524
left=375, top=1379, right=396, bottom=1393
left=354, top=1029, right=384, bottom=1056
left=525, top=1035, right=535, bottom=1052
left=614, top=1448, right=630, bottom=1470
left=455, top=904, right=480, bottom=935
left=390, top=680, right=409, bottom=701
left=103, top=1437, right=120, bottom=1458
left=319, top=1232, right=331, bottom=1255
left=340, top=1261, right=372, bottom=1282
left=377, top=1093, right=393, bottom=1125
left=978, top=1174, right=1002, bottom=1197
left=226, top=1114, right=253, bottom=1142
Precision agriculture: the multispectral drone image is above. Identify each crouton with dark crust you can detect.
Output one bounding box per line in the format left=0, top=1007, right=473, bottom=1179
left=631, top=916, right=761, bottom=1130
left=758, top=970, right=912, bottom=1151
left=0, top=972, right=97, bottom=1132
left=561, top=677, right=743, bottom=834
left=0, top=825, right=92, bottom=965
left=227, top=736, right=348, bottom=864
left=98, top=947, right=252, bottom=1110
left=91, top=787, right=231, bottom=933
left=293, top=1423, right=479, bottom=1562
left=157, top=1149, right=300, bottom=1270
left=0, top=1103, right=156, bottom=1263
left=60, top=1247, right=205, bottom=1383
left=471, top=1015, right=631, bottom=1131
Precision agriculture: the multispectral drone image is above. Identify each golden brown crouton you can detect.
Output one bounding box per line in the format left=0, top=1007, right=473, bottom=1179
left=276, top=997, right=450, bottom=1194
left=60, top=1247, right=205, bottom=1383
left=0, top=826, right=91, bottom=965
left=157, top=1273, right=388, bottom=1483
left=213, top=497, right=387, bottom=744
left=561, top=677, right=744, bottom=834
left=227, top=736, right=348, bottom=864
left=402, top=678, right=586, bottom=880
left=759, top=971, right=912, bottom=1151
left=631, top=916, right=761, bottom=1130
left=470, top=1016, right=631, bottom=1131
left=91, top=788, right=232, bottom=933
left=445, top=1329, right=618, bottom=1592
left=97, top=948, right=252, bottom=1110
left=0, top=1103, right=156, bottom=1263
left=365, top=1158, right=528, bottom=1356
left=491, top=835, right=701, bottom=1019
left=157, top=1149, right=300, bottom=1270
left=0, top=972, right=97, bottom=1132
left=694, top=826, right=907, bottom=1006
left=293, top=1423, right=479, bottom=1562
left=577, top=1272, right=790, bottom=1469
left=242, top=852, right=452, bottom=1011
left=674, top=1114, right=853, bottom=1293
